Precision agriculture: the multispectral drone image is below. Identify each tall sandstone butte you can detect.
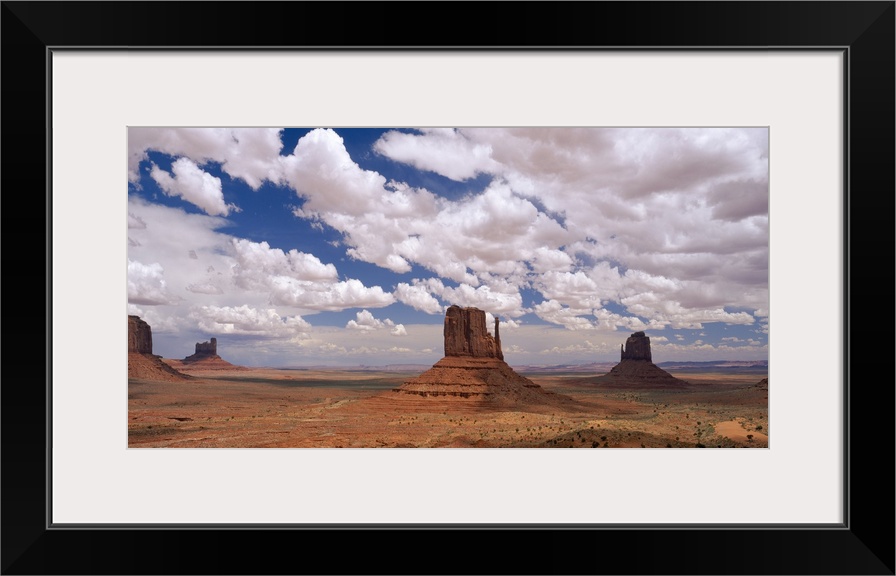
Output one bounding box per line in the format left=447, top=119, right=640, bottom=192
left=443, top=305, right=503, bottom=360
left=394, top=306, right=570, bottom=406
left=620, top=331, right=652, bottom=362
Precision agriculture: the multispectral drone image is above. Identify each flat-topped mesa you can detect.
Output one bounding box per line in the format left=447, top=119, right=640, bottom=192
left=443, top=305, right=504, bottom=360
left=169, top=336, right=246, bottom=371
left=620, top=331, right=652, bottom=362
left=128, top=315, right=153, bottom=354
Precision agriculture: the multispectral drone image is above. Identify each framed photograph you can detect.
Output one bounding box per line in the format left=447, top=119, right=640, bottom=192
left=4, top=2, right=892, bottom=574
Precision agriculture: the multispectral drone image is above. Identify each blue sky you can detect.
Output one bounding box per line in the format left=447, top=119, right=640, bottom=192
left=127, top=127, right=769, bottom=367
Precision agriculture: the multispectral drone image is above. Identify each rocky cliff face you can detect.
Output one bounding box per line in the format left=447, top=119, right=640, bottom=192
left=620, top=331, right=652, bottom=362
left=128, top=315, right=191, bottom=381
left=443, top=305, right=503, bottom=360
left=128, top=315, right=153, bottom=354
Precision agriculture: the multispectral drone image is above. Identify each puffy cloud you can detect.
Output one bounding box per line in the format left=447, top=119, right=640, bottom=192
left=533, top=300, right=596, bottom=330
left=228, top=239, right=393, bottom=310
left=620, top=292, right=756, bottom=329
left=281, top=129, right=448, bottom=275
left=423, top=277, right=526, bottom=317
left=126, top=197, right=241, bottom=312
left=281, top=129, right=440, bottom=219
left=127, top=259, right=177, bottom=305
left=150, top=158, right=237, bottom=216
left=283, top=130, right=572, bottom=287
left=127, top=303, right=186, bottom=333
left=128, top=127, right=769, bottom=362
left=346, top=309, right=386, bottom=331
left=394, top=282, right=444, bottom=315
left=372, top=127, right=768, bottom=330
left=429, top=182, right=571, bottom=279
left=345, top=310, right=404, bottom=335
left=129, top=127, right=284, bottom=189
left=267, top=277, right=395, bottom=311
left=485, top=312, right=520, bottom=330
left=592, top=308, right=663, bottom=331
left=231, top=238, right=338, bottom=288
left=190, top=305, right=311, bottom=338
left=373, top=128, right=499, bottom=181
left=536, top=270, right=604, bottom=309
left=529, top=246, right=575, bottom=274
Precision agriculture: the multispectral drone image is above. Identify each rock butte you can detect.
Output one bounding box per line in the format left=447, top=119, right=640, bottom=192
left=590, top=331, right=689, bottom=388
left=127, top=315, right=191, bottom=381
left=166, top=337, right=247, bottom=371
left=187, top=337, right=218, bottom=361
left=394, top=305, right=572, bottom=406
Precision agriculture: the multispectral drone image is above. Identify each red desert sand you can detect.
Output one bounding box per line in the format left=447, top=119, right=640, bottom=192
left=128, top=312, right=768, bottom=448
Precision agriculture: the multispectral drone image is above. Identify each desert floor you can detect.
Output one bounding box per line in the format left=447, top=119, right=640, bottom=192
left=128, top=367, right=768, bottom=448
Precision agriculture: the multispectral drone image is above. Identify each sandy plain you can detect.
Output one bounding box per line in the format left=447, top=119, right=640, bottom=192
left=128, top=366, right=768, bottom=448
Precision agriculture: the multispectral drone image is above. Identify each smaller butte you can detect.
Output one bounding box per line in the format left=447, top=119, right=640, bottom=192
left=587, top=331, right=689, bottom=388
left=164, top=337, right=247, bottom=372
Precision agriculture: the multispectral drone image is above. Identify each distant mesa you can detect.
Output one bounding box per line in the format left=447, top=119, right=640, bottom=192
left=186, top=338, right=218, bottom=361
left=128, top=315, right=192, bottom=381
left=394, top=305, right=571, bottom=406
left=586, top=331, right=689, bottom=388
left=166, top=337, right=247, bottom=371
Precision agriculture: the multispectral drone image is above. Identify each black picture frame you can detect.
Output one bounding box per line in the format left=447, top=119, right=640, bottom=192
left=3, top=2, right=893, bottom=574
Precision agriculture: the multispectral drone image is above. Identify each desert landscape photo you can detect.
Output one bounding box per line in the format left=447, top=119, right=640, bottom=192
left=128, top=127, right=769, bottom=448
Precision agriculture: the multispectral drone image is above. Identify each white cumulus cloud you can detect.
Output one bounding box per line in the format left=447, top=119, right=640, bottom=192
left=394, top=282, right=444, bottom=315
left=150, top=158, right=237, bottom=216
left=533, top=300, right=596, bottom=330
left=190, top=305, right=311, bottom=338
left=129, top=127, right=284, bottom=189
left=127, top=259, right=178, bottom=305
left=373, top=128, right=499, bottom=181
left=345, top=309, right=402, bottom=333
